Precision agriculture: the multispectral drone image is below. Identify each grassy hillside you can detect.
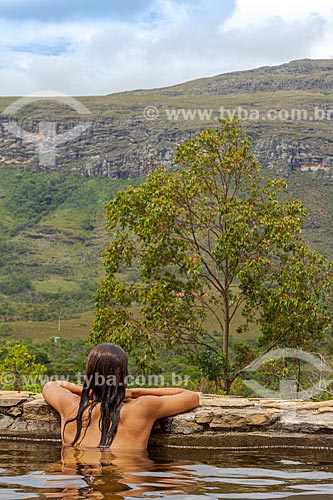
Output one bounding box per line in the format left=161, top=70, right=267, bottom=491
left=0, top=59, right=332, bottom=344
left=0, top=311, right=95, bottom=341
left=1, top=169, right=332, bottom=345
left=0, top=168, right=139, bottom=327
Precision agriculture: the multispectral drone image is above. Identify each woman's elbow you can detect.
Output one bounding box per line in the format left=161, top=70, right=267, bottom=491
left=42, top=381, right=56, bottom=400
left=185, top=390, right=200, bottom=409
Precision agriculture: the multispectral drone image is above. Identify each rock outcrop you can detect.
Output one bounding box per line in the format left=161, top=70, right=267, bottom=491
left=1, top=59, right=333, bottom=179
left=2, top=391, right=333, bottom=447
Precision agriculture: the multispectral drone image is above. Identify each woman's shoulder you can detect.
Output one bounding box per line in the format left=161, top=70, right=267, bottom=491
left=121, top=396, right=157, bottom=420
left=43, top=381, right=80, bottom=419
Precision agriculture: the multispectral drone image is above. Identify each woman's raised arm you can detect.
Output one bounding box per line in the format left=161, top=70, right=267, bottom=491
left=126, top=387, right=200, bottom=420
left=42, top=381, right=81, bottom=417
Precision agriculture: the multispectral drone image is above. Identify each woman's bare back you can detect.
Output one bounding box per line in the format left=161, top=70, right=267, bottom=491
left=43, top=382, right=200, bottom=450
left=62, top=397, right=155, bottom=449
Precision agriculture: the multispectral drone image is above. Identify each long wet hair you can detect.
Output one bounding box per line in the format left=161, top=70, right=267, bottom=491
left=65, top=343, right=128, bottom=448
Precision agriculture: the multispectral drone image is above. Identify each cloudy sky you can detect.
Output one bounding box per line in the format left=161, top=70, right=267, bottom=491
left=0, top=0, right=332, bottom=95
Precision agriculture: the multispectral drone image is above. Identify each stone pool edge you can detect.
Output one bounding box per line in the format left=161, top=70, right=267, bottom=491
left=1, top=391, right=333, bottom=448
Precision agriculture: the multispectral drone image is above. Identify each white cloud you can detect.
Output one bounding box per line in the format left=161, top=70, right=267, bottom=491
left=0, top=0, right=332, bottom=96
left=224, top=0, right=333, bottom=27
left=223, top=0, right=333, bottom=63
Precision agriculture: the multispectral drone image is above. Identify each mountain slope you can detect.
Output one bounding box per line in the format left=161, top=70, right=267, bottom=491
left=0, top=168, right=136, bottom=322
left=1, top=59, right=333, bottom=179
left=0, top=59, right=332, bottom=328
left=144, top=59, right=333, bottom=95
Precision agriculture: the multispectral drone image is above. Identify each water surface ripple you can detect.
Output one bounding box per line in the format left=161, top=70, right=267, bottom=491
left=0, top=440, right=332, bottom=499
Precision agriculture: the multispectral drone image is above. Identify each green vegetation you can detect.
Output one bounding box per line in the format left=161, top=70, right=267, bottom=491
left=0, top=310, right=95, bottom=341
left=0, top=60, right=332, bottom=394
left=0, top=60, right=333, bottom=327
left=91, top=121, right=333, bottom=392
left=0, top=338, right=92, bottom=392
left=6, top=171, right=78, bottom=233
left=0, top=168, right=138, bottom=321
left=0, top=341, right=47, bottom=391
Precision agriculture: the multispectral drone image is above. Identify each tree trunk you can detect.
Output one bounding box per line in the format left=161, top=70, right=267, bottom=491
left=223, top=378, right=231, bottom=394
left=223, top=287, right=230, bottom=361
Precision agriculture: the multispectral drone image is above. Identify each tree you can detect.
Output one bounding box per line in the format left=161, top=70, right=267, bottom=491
left=0, top=341, right=47, bottom=391
left=91, top=119, right=333, bottom=392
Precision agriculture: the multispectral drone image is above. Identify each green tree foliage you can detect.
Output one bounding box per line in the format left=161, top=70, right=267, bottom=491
left=37, top=337, right=92, bottom=379
left=0, top=338, right=92, bottom=391
left=6, top=170, right=79, bottom=231
left=0, top=273, right=32, bottom=295
left=0, top=170, right=137, bottom=319
left=0, top=341, right=47, bottom=391
left=91, top=119, right=333, bottom=392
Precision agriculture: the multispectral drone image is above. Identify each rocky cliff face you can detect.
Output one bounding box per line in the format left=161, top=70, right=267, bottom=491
left=1, top=59, right=333, bottom=179
left=0, top=117, right=186, bottom=178
left=1, top=118, right=332, bottom=179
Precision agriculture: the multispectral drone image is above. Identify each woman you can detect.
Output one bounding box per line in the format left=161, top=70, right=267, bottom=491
left=43, top=343, right=200, bottom=450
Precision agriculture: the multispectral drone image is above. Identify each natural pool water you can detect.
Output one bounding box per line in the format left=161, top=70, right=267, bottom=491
left=0, top=439, right=333, bottom=499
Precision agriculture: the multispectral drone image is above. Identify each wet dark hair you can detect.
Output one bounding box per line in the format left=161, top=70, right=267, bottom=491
left=65, top=343, right=128, bottom=448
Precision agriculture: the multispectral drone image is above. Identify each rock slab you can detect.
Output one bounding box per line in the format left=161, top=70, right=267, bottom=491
left=0, top=392, right=332, bottom=447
